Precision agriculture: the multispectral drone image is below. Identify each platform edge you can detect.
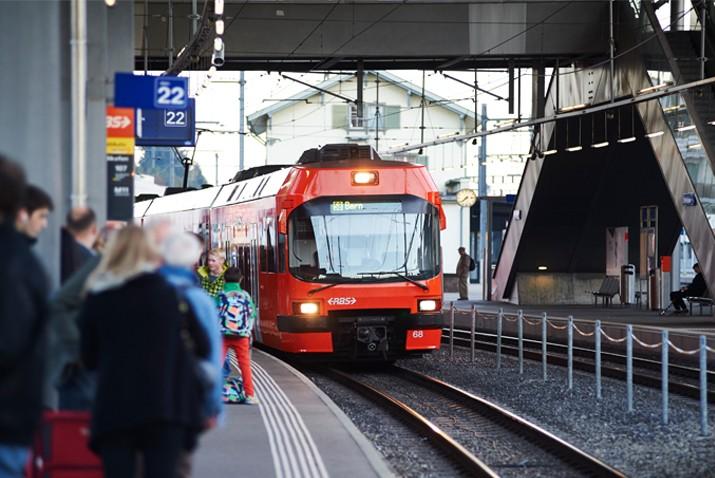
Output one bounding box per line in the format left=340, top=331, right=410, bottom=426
left=254, top=350, right=396, bottom=478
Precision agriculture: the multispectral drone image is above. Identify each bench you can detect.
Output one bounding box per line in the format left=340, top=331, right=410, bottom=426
left=592, top=276, right=620, bottom=307
left=687, top=296, right=713, bottom=316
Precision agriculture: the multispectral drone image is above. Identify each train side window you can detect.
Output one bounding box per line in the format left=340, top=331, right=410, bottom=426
left=278, top=229, right=286, bottom=272
left=265, top=221, right=276, bottom=272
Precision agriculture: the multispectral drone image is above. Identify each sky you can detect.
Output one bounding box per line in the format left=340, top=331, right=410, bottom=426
left=136, top=68, right=536, bottom=187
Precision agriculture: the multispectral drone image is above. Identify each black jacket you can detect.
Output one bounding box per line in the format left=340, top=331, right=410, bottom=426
left=60, top=228, right=93, bottom=284
left=686, top=272, right=708, bottom=298
left=0, top=221, right=49, bottom=445
left=79, top=272, right=209, bottom=451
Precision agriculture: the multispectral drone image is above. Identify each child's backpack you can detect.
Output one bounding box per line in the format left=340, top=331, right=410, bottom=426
left=223, top=377, right=246, bottom=404
left=218, top=290, right=254, bottom=337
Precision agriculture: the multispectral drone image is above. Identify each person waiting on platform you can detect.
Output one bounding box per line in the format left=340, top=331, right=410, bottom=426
left=15, top=184, right=53, bottom=245
left=79, top=226, right=210, bottom=478
left=669, top=263, right=708, bottom=314
left=197, top=248, right=228, bottom=298
left=218, top=267, right=258, bottom=405
left=456, top=247, right=472, bottom=300
left=61, top=207, right=98, bottom=284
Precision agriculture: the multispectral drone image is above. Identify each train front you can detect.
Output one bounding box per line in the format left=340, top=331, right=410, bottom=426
left=271, top=145, right=446, bottom=360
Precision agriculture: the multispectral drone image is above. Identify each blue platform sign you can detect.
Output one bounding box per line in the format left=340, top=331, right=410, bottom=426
left=136, top=99, right=196, bottom=147
left=114, top=73, right=188, bottom=110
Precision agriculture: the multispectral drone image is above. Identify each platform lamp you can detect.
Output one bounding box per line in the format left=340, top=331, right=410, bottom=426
left=617, top=105, right=637, bottom=143
left=565, top=117, right=583, bottom=152
left=591, top=111, right=609, bottom=148
left=542, top=121, right=558, bottom=156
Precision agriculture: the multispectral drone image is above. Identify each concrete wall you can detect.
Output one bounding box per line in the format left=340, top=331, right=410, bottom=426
left=0, top=2, right=133, bottom=286
left=515, top=273, right=604, bottom=305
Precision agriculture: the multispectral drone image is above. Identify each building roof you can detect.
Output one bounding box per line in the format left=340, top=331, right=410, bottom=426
left=247, top=71, right=477, bottom=135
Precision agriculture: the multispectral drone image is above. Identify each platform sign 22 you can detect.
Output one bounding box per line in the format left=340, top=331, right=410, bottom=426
left=153, top=77, right=188, bottom=109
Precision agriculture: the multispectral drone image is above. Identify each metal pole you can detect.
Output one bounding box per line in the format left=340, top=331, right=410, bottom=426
left=143, top=0, right=149, bottom=75
left=449, top=302, right=455, bottom=359
left=542, top=312, right=547, bottom=381
left=497, top=308, right=503, bottom=369
left=568, top=316, right=573, bottom=390
left=168, top=0, right=174, bottom=67
left=700, top=335, right=709, bottom=435
left=596, top=320, right=602, bottom=399
left=239, top=71, right=246, bottom=171
left=518, top=310, right=524, bottom=374
left=662, top=329, right=669, bottom=425
left=374, top=73, right=380, bottom=152
left=70, top=0, right=87, bottom=208
left=479, top=104, right=488, bottom=300
left=470, top=305, right=476, bottom=363
left=609, top=0, right=615, bottom=102
left=191, top=0, right=198, bottom=36
left=627, top=324, right=634, bottom=412
left=701, top=5, right=707, bottom=80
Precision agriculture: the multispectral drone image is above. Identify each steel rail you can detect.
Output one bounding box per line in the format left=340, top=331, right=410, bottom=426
left=390, top=366, right=626, bottom=478
left=443, top=329, right=715, bottom=402
left=323, top=367, right=498, bottom=478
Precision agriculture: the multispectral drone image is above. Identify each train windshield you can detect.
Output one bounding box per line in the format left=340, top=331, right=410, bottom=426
left=289, top=195, right=440, bottom=283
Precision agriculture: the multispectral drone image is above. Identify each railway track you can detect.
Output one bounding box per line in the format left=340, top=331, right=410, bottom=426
left=442, top=328, right=715, bottom=402
left=319, top=365, right=624, bottom=478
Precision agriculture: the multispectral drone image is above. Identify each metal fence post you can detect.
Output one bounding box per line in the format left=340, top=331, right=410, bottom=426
left=662, top=329, right=668, bottom=425
left=497, top=308, right=503, bottom=370
left=568, top=316, right=573, bottom=390
left=595, top=320, right=602, bottom=400
left=470, top=305, right=476, bottom=363
left=542, top=312, right=547, bottom=381
left=518, top=310, right=524, bottom=374
left=449, top=302, right=455, bottom=359
left=627, top=324, right=633, bottom=412
left=700, top=335, right=709, bottom=436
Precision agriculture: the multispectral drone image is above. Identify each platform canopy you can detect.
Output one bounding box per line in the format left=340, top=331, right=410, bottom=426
left=135, top=0, right=611, bottom=72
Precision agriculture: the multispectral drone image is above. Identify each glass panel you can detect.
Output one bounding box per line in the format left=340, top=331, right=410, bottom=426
left=289, top=195, right=440, bottom=283
left=657, top=93, right=715, bottom=228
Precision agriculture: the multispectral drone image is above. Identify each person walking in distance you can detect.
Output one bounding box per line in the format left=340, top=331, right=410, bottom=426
left=218, top=267, right=258, bottom=404
left=79, top=226, right=209, bottom=478
left=0, top=156, right=50, bottom=478
left=456, top=247, right=472, bottom=300
left=197, top=248, right=228, bottom=298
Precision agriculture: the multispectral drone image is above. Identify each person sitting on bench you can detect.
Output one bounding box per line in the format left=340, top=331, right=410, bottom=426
left=670, top=263, right=707, bottom=314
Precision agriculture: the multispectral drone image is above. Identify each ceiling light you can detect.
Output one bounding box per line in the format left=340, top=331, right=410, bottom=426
left=617, top=137, right=636, bottom=143
left=676, top=124, right=696, bottom=132
left=214, top=0, right=224, bottom=15
left=559, top=103, right=588, bottom=113
left=591, top=141, right=609, bottom=148
left=538, top=265, right=548, bottom=271
left=645, top=131, right=664, bottom=138
left=214, top=37, right=223, bottom=51
left=687, top=143, right=703, bottom=149
left=638, top=82, right=671, bottom=94
left=565, top=146, right=583, bottom=152
left=542, top=149, right=558, bottom=156
left=215, top=19, right=224, bottom=35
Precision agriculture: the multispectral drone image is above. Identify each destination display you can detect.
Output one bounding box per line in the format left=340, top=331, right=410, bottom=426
left=329, top=200, right=402, bottom=214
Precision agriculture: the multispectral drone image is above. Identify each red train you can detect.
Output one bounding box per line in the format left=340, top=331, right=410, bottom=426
left=135, top=144, right=445, bottom=360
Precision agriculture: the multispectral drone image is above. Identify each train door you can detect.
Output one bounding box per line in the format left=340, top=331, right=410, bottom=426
left=248, top=223, right=262, bottom=341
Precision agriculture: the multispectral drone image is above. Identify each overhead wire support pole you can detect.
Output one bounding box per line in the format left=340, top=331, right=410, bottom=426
left=610, top=0, right=615, bottom=102
left=280, top=74, right=355, bottom=104
left=239, top=71, right=246, bottom=172
left=143, top=0, right=149, bottom=74
left=420, top=71, right=426, bottom=146
left=375, top=73, right=380, bottom=152
left=701, top=3, right=707, bottom=80
left=168, top=0, right=174, bottom=68
left=70, top=0, right=87, bottom=208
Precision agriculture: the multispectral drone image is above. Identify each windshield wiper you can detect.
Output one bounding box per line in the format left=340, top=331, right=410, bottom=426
left=307, top=276, right=352, bottom=296
left=357, top=271, right=429, bottom=291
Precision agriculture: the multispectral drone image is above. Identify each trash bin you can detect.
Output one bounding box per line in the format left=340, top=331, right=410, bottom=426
left=620, top=264, right=636, bottom=304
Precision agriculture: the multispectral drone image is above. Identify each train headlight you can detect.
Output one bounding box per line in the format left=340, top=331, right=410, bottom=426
left=351, top=170, right=379, bottom=185
left=418, top=299, right=439, bottom=312
left=297, top=302, right=320, bottom=315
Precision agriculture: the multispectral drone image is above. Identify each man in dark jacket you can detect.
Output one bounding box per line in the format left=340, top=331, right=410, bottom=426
left=670, top=263, right=708, bottom=313
left=60, top=207, right=97, bottom=284
left=0, top=155, right=49, bottom=477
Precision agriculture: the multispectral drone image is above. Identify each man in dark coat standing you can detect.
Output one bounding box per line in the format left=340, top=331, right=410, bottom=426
left=0, top=155, right=49, bottom=477
left=60, top=207, right=97, bottom=284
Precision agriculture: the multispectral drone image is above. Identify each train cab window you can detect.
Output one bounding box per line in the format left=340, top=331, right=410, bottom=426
left=278, top=229, right=286, bottom=273
left=288, top=195, right=440, bottom=283
left=265, top=222, right=276, bottom=272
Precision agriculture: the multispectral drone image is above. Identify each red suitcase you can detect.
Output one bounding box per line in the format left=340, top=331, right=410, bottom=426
left=29, top=411, right=103, bottom=478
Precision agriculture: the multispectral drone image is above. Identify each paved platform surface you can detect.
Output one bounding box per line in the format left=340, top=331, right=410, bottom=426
left=443, top=293, right=715, bottom=329
left=193, top=349, right=392, bottom=478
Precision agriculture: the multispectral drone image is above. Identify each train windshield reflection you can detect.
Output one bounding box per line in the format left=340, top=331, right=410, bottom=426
left=289, top=195, right=440, bottom=283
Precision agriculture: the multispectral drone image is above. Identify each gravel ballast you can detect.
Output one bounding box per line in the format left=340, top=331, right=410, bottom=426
left=307, top=373, right=461, bottom=477
left=398, top=347, right=715, bottom=477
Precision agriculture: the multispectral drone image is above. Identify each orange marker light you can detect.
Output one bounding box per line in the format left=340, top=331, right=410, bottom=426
left=351, top=171, right=379, bottom=185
